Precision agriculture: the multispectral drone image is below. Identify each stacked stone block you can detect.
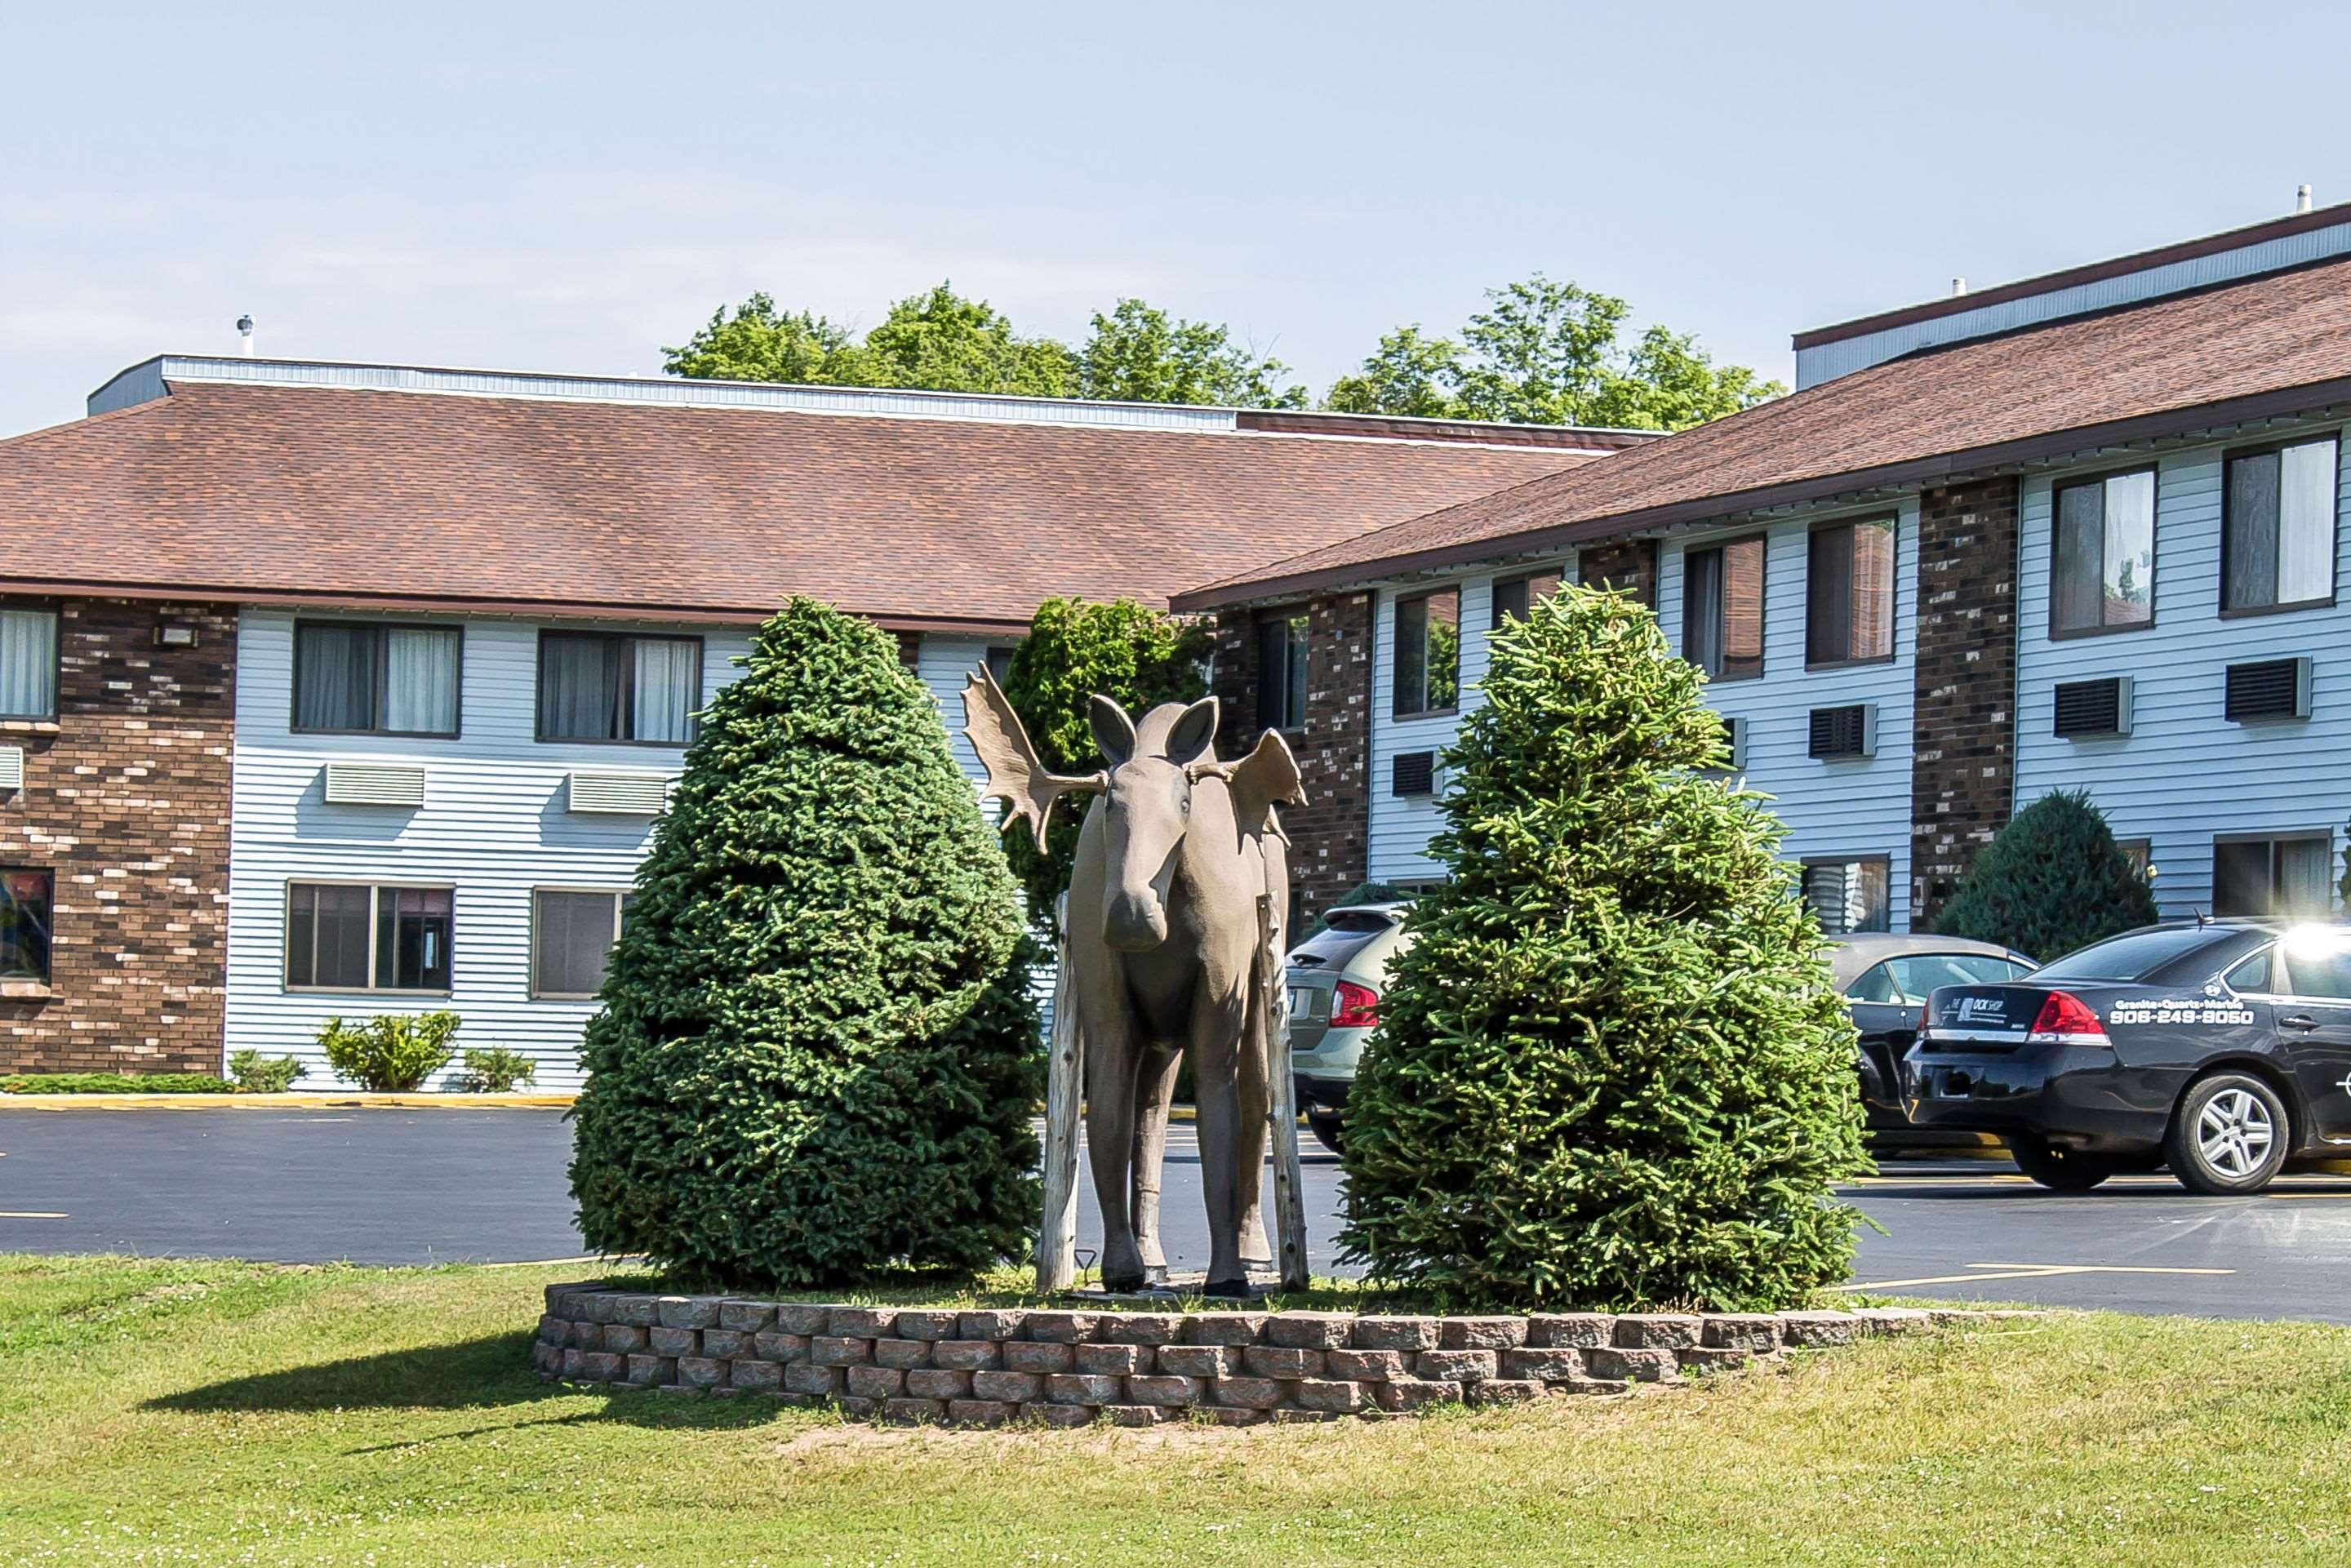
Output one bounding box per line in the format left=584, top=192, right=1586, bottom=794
left=536, top=1286, right=1980, bottom=1427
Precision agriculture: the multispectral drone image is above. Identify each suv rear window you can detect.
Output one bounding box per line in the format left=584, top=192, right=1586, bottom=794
left=2033, top=927, right=2237, bottom=984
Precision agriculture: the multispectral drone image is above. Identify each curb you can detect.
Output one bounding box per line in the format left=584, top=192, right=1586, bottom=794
left=0, top=1091, right=576, bottom=1111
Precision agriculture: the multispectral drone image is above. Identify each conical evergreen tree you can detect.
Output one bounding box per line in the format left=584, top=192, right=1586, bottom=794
left=1338, top=586, right=1865, bottom=1310
left=1935, top=788, right=2156, bottom=962
left=569, top=599, right=1040, bottom=1286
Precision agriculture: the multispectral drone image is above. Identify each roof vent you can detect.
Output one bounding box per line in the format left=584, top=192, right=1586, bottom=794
left=1951, top=277, right=1967, bottom=297
left=322, top=762, right=425, bottom=806
left=236, top=314, right=255, bottom=357
left=567, top=770, right=673, bottom=815
left=2299, top=184, right=2315, bottom=215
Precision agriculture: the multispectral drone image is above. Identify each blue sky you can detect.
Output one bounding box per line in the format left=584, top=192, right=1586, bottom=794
left=6, top=1, right=2349, bottom=437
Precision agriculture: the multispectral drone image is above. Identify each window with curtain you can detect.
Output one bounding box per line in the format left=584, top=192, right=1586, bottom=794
left=1682, top=536, right=1765, bottom=681
left=537, top=632, right=702, bottom=744
left=0, top=870, right=53, bottom=982
left=292, top=622, right=460, bottom=735
left=285, top=882, right=452, bottom=991
left=1393, top=589, right=1460, bottom=717
left=0, top=608, right=58, bottom=720
left=533, top=888, right=633, bottom=997
left=1801, top=858, right=1890, bottom=935
left=2213, top=836, right=2333, bottom=918
left=2224, top=437, right=2338, bottom=613
left=1255, top=613, right=1309, bottom=731
left=1491, top=568, right=1563, bottom=629
left=1806, top=518, right=1895, bottom=665
left=2051, top=469, right=2156, bottom=634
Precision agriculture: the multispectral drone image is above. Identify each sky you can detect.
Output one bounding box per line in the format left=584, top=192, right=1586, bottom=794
left=7, top=1, right=2351, bottom=438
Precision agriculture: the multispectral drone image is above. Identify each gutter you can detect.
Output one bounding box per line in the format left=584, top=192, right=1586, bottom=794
left=1171, top=375, right=2351, bottom=611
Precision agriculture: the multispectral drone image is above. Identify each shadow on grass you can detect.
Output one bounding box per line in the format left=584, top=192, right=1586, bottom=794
left=142, top=1329, right=811, bottom=1433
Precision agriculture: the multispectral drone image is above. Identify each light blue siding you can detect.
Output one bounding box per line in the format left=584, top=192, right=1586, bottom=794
left=1795, top=215, right=2351, bottom=388
left=224, top=616, right=1004, bottom=1088
left=2013, top=424, right=2351, bottom=916
left=1660, top=504, right=1921, bottom=931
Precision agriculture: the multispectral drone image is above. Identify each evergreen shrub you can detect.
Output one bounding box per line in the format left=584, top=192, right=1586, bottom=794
left=1935, top=789, right=2158, bottom=962
left=1338, top=586, right=1866, bottom=1311
left=318, top=1012, right=460, bottom=1091
left=569, top=597, right=1040, bottom=1288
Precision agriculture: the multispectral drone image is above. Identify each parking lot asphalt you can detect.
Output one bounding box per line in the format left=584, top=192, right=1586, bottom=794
left=7, top=1106, right=2351, bottom=1322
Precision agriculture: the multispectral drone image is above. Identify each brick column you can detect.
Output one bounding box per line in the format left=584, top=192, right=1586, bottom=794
left=1909, top=478, right=2019, bottom=928
left=0, top=598, right=237, bottom=1074
left=1211, top=597, right=1372, bottom=924
left=1576, top=538, right=1659, bottom=608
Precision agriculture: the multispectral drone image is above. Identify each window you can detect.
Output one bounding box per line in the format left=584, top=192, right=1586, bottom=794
left=1682, top=536, right=1764, bottom=682
left=2213, top=835, right=2332, bottom=918
left=292, top=622, right=461, bottom=736
left=533, top=889, right=633, bottom=998
left=1491, top=569, right=1563, bottom=629
left=286, top=882, right=453, bottom=992
left=0, top=870, right=52, bottom=983
left=2115, top=838, right=2153, bottom=883
left=2051, top=468, right=2155, bottom=634
left=0, top=608, right=58, bottom=721
left=2281, top=930, right=2351, bottom=1000
left=1393, top=589, right=1460, bottom=717
left=1255, top=614, right=1309, bottom=731
left=537, top=633, right=702, bottom=745
left=1802, top=858, right=1889, bottom=935
left=1847, top=953, right=2029, bottom=1003
left=1806, top=518, right=1895, bottom=665
left=985, top=646, right=1017, bottom=686
left=2224, top=436, right=2338, bottom=614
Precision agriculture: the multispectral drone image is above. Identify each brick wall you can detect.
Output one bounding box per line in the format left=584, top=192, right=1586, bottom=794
left=1910, top=478, right=2020, bottom=927
left=1575, top=537, right=1659, bottom=606
left=1211, top=595, right=1373, bottom=923
left=0, top=598, right=236, bottom=1074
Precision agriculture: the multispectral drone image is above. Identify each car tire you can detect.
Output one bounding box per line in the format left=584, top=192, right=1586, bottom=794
left=2007, top=1135, right=2121, bottom=1192
left=1306, top=1110, right=1344, bottom=1156
left=2166, top=1073, right=2290, bottom=1195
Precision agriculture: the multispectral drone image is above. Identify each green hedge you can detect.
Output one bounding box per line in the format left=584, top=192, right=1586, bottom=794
left=0, top=1073, right=237, bottom=1095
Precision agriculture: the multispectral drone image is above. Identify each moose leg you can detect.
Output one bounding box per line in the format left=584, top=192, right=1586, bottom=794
left=1131, top=1043, right=1180, bottom=1281
left=1083, top=1008, right=1149, bottom=1294
left=1189, top=988, right=1252, bottom=1296
left=1235, top=1003, right=1272, bottom=1269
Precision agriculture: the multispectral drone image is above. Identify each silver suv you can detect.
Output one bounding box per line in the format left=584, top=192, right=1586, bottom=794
left=1284, top=902, right=1411, bottom=1153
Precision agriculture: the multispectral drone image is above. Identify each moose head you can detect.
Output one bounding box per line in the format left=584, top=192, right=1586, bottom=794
left=961, top=666, right=1303, bottom=953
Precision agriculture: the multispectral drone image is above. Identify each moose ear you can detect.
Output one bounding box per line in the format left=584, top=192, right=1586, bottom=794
left=1089, top=695, right=1138, bottom=766
left=1163, top=696, right=1220, bottom=767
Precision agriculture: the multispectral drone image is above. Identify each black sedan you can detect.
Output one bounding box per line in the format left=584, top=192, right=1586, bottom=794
left=1903, top=918, right=2351, bottom=1193
left=1831, top=934, right=2035, bottom=1135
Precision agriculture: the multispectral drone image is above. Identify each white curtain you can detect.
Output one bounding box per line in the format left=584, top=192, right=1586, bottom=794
left=0, top=610, right=56, bottom=719
left=2278, top=438, right=2337, bottom=606
left=383, top=628, right=460, bottom=735
left=631, top=639, right=698, bottom=744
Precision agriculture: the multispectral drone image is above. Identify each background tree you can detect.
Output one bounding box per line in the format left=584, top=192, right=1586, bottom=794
left=661, top=292, right=866, bottom=384
left=1935, top=790, right=2158, bottom=962
left=1322, top=273, right=1784, bottom=430
left=1338, top=586, right=1865, bottom=1310
left=569, top=598, right=1041, bottom=1287
left=996, top=597, right=1211, bottom=933
left=858, top=282, right=1076, bottom=397
left=1077, top=299, right=1307, bottom=408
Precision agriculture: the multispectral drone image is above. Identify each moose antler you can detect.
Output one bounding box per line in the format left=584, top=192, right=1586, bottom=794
left=1189, top=728, right=1305, bottom=841
left=961, top=666, right=1106, bottom=852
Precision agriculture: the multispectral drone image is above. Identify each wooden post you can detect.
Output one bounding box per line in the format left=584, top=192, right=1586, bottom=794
left=1036, top=900, right=1082, bottom=1294
left=1264, top=899, right=1311, bottom=1290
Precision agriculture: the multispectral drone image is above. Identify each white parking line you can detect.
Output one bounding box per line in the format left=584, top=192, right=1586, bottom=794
left=0, top=1210, right=66, bottom=1219
left=1854, top=1261, right=2236, bottom=1289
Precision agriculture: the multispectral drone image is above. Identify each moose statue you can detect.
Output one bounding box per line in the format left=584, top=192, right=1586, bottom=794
left=962, top=667, right=1306, bottom=1297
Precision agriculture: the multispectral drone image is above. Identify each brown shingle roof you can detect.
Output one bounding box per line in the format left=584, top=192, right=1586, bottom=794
left=1175, top=253, right=2351, bottom=608
left=0, top=381, right=1600, bottom=632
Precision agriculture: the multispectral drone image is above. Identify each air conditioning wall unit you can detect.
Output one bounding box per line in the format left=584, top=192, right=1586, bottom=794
left=1719, top=714, right=1748, bottom=771
left=2224, top=657, right=2312, bottom=723
left=567, top=770, right=673, bottom=815
left=0, top=746, right=22, bottom=793
left=2053, top=675, right=2133, bottom=739
left=1807, top=703, right=1877, bottom=761
left=322, top=762, right=426, bottom=806
left=1390, top=750, right=1436, bottom=797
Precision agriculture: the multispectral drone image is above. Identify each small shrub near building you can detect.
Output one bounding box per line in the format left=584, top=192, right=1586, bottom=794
left=227, top=1049, right=305, bottom=1094
left=318, top=1011, right=461, bottom=1091
left=1936, top=789, right=2158, bottom=962
left=1339, top=585, right=1867, bottom=1313
left=456, top=1047, right=537, bottom=1093
left=569, top=597, right=1041, bottom=1289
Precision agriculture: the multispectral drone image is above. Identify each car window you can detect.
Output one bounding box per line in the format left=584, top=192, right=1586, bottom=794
left=2224, top=948, right=2273, bottom=993
left=2281, top=933, right=2351, bottom=999
left=2033, top=928, right=2237, bottom=984
left=1846, top=962, right=1900, bottom=1003
left=1883, top=954, right=2031, bottom=1000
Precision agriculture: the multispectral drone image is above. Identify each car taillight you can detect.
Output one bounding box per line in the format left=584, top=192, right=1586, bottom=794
left=2026, top=990, right=2107, bottom=1043
left=1331, top=980, right=1380, bottom=1029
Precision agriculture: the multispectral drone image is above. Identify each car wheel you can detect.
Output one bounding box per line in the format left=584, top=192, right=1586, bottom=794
left=1306, top=1110, right=1344, bottom=1156
left=2166, top=1073, right=2289, bottom=1195
left=2007, top=1135, right=2121, bottom=1192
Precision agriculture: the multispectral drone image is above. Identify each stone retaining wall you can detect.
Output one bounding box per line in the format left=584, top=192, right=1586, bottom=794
left=536, top=1284, right=1997, bottom=1428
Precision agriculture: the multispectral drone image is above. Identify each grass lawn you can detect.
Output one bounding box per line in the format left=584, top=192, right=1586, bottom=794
left=2, top=1255, right=2347, bottom=1566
